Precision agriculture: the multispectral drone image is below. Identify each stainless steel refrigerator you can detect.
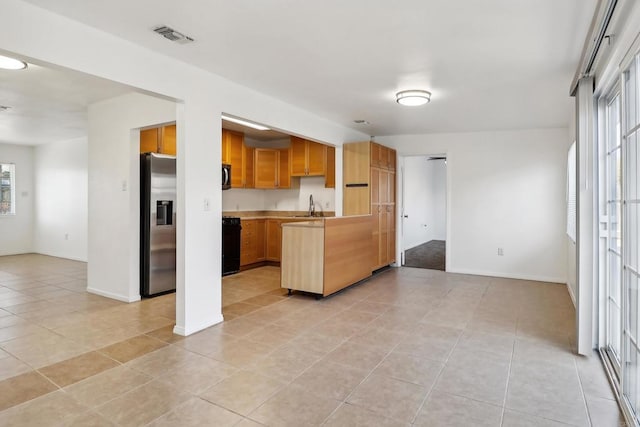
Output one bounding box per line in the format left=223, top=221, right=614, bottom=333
left=140, top=153, right=176, bottom=297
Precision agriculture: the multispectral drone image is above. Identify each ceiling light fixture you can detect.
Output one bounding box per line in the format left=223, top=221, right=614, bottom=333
left=0, top=55, right=27, bottom=70
left=221, top=114, right=270, bottom=131
left=396, top=90, right=431, bottom=106
left=354, top=119, right=370, bottom=125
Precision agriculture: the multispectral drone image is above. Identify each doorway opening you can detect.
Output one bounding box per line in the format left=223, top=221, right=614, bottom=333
left=401, top=155, right=447, bottom=271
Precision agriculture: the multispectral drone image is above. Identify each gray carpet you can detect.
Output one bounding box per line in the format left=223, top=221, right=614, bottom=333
left=404, top=240, right=445, bottom=271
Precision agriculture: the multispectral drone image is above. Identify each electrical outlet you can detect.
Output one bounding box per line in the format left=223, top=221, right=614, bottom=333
left=497, top=247, right=504, bottom=256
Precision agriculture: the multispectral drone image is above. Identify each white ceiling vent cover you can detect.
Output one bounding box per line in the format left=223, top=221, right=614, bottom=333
left=153, top=26, right=194, bottom=44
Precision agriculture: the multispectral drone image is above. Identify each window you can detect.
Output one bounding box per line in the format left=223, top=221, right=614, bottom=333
left=567, top=141, right=577, bottom=242
left=0, top=163, right=15, bottom=215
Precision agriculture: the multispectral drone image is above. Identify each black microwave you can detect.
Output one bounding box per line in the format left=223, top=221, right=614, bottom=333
left=222, top=164, right=231, bottom=190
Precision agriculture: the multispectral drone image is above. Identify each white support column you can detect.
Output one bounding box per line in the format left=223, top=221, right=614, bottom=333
left=576, top=76, right=598, bottom=355
left=173, top=97, right=223, bottom=336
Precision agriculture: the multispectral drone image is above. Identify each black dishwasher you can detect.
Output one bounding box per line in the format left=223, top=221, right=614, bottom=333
left=222, top=217, right=242, bottom=276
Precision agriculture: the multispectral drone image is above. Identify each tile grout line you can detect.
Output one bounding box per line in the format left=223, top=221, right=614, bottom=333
left=408, top=324, right=466, bottom=425
left=0, top=330, right=174, bottom=412
left=318, top=314, right=399, bottom=426
left=574, top=346, right=595, bottom=427
left=499, top=321, right=518, bottom=427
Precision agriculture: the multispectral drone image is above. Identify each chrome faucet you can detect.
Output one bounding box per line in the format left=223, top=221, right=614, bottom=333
left=309, top=194, right=315, bottom=217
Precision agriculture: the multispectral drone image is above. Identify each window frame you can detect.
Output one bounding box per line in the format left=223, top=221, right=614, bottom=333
left=0, top=163, right=16, bottom=216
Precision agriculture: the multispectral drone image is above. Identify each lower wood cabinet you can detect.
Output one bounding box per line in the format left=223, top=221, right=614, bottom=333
left=265, top=219, right=282, bottom=261
left=242, top=218, right=308, bottom=266
left=240, top=219, right=266, bottom=266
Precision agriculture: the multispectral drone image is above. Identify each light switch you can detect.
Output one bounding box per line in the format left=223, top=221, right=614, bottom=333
left=204, top=198, right=210, bottom=211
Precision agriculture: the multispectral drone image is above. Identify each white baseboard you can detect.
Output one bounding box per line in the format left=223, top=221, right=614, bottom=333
left=87, top=287, right=140, bottom=303
left=174, top=313, right=224, bottom=336
left=446, top=268, right=567, bottom=285
left=35, top=251, right=87, bottom=262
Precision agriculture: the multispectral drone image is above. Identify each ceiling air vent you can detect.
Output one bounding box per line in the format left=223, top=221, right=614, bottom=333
left=153, top=26, right=194, bottom=44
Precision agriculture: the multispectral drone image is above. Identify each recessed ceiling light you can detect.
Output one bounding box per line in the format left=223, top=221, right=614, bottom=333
left=396, top=90, right=431, bottom=106
left=0, top=55, right=27, bottom=70
left=354, top=120, right=370, bottom=125
left=221, top=114, right=270, bottom=131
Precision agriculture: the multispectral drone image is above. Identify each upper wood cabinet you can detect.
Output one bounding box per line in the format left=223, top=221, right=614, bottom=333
left=290, top=136, right=326, bottom=176
left=254, top=148, right=298, bottom=189
left=254, top=149, right=278, bottom=189
left=140, top=128, right=159, bottom=153
left=343, top=142, right=371, bottom=216
left=370, top=142, right=395, bottom=171
left=222, top=129, right=254, bottom=188
left=325, top=146, right=335, bottom=188
left=278, top=148, right=294, bottom=189
left=140, top=124, right=176, bottom=155
left=161, top=125, right=176, bottom=155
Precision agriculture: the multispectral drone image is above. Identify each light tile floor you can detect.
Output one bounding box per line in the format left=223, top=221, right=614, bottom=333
left=0, top=254, right=626, bottom=426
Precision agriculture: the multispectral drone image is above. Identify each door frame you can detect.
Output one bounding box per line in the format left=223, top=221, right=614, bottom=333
left=397, top=153, right=451, bottom=271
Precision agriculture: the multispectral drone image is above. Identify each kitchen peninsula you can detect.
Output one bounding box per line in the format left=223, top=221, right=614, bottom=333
left=280, top=215, right=372, bottom=297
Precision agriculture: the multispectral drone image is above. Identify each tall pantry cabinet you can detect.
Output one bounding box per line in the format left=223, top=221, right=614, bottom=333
left=343, top=141, right=396, bottom=270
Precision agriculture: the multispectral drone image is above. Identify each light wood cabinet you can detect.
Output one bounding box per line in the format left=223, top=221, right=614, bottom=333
left=240, top=219, right=256, bottom=266
left=278, top=148, right=293, bottom=189
left=325, top=146, right=335, bottom=188
left=255, top=219, right=266, bottom=261
left=371, top=168, right=396, bottom=269
left=343, top=142, right=371, bottom=216
left=161, top=125, right=176, bottom=155
left=370, top=142, right=395, bottom=171
left=281, top=216, right=372, bottom=297
left=221, top=131, right=230, bottom=164
left=290, top=136, right=326, bottom=176
left=222, top=129, right=254, bottom=188
left=254, top=148, right=298, bottom=189
left=343, top=141, right=397, bottom=271
left=240, top=219, right=266, bottom=266
left=140, top=124, right=176, bottom=155
left=281, top=222, right=325, bottom=294
left=264, top=218, right=311, bottom=262
left=254, top=149, right=278, bottom=189
left=140, top=128, right=159, bottom=153
left=266, top=219, right=282, bottom=261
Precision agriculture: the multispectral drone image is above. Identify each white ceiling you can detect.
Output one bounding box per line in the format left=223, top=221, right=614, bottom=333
left=16, top=1, right=597, bottom=138
left=0, top=60, right=132, bottom=145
